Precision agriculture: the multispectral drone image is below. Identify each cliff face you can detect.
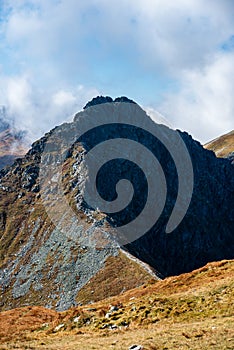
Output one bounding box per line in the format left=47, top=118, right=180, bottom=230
left=0, top=98, right=233, bottom=311
left=126, top=130, right=233, bottom=276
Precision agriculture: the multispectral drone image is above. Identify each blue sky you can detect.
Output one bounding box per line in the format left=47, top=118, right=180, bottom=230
left=0, top=0, right=233, bottom=143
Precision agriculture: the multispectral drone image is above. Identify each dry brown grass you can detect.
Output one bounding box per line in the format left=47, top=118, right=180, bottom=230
left=76, top=251, right=156, bottom=304
left=1, top=318, right=233, bottom=350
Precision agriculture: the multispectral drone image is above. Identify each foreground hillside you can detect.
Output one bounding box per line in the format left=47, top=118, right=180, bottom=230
left=0, top=259, right=233, bottom=349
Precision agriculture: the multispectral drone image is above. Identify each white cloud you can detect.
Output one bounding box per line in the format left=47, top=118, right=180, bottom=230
left=159, top=52, right=234, bottom=143
left=144, top=106, right=173, bottom=129
left=0, top=0, right=233, bottom=143
left=6, top=75, right=32, bottom=114
left=52, top=90, right=76, bottom=107
left=3, top=0, right=233, bottom=75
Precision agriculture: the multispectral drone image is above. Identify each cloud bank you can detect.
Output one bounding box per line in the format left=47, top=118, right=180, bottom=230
left=0, top=0, right=233, bottom=143
left=0, top=73, right=99, bottom=141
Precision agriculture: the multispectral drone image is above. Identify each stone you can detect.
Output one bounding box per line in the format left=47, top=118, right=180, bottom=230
left=53, top=323, right=64, bottom=332
left=129, top=345, right=143, bottom=350
left=109, top=324, right=118, bottom=329
left=110, top=305, right=118, bottom=312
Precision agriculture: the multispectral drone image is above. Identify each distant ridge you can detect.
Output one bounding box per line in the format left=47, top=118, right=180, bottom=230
left=0, top=107, right=28, bottom=170
left=204, top=130, right=234, bottom=158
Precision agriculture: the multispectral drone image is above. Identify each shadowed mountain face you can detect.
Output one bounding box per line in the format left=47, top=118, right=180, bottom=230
left=0, top=109, right=28, bottom=170
left=0, top=97, right=233, bottom=311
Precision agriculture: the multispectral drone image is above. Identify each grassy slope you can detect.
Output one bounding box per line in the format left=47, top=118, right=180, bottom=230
left=76, top=251, right=158, bottom=305
left=204, top=130, right=234, bottom=157
left=0, top=259, right=233, bottom=349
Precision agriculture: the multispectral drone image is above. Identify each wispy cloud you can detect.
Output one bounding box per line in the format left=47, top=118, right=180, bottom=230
left=0, top=73, right=99, bottom=140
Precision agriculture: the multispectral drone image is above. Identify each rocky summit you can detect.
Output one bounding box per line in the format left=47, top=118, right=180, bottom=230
left=0, top=97, right=233, bottom=312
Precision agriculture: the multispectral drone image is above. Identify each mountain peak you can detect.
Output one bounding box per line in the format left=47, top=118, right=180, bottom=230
left=83, top=96, right=136, bottom=110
